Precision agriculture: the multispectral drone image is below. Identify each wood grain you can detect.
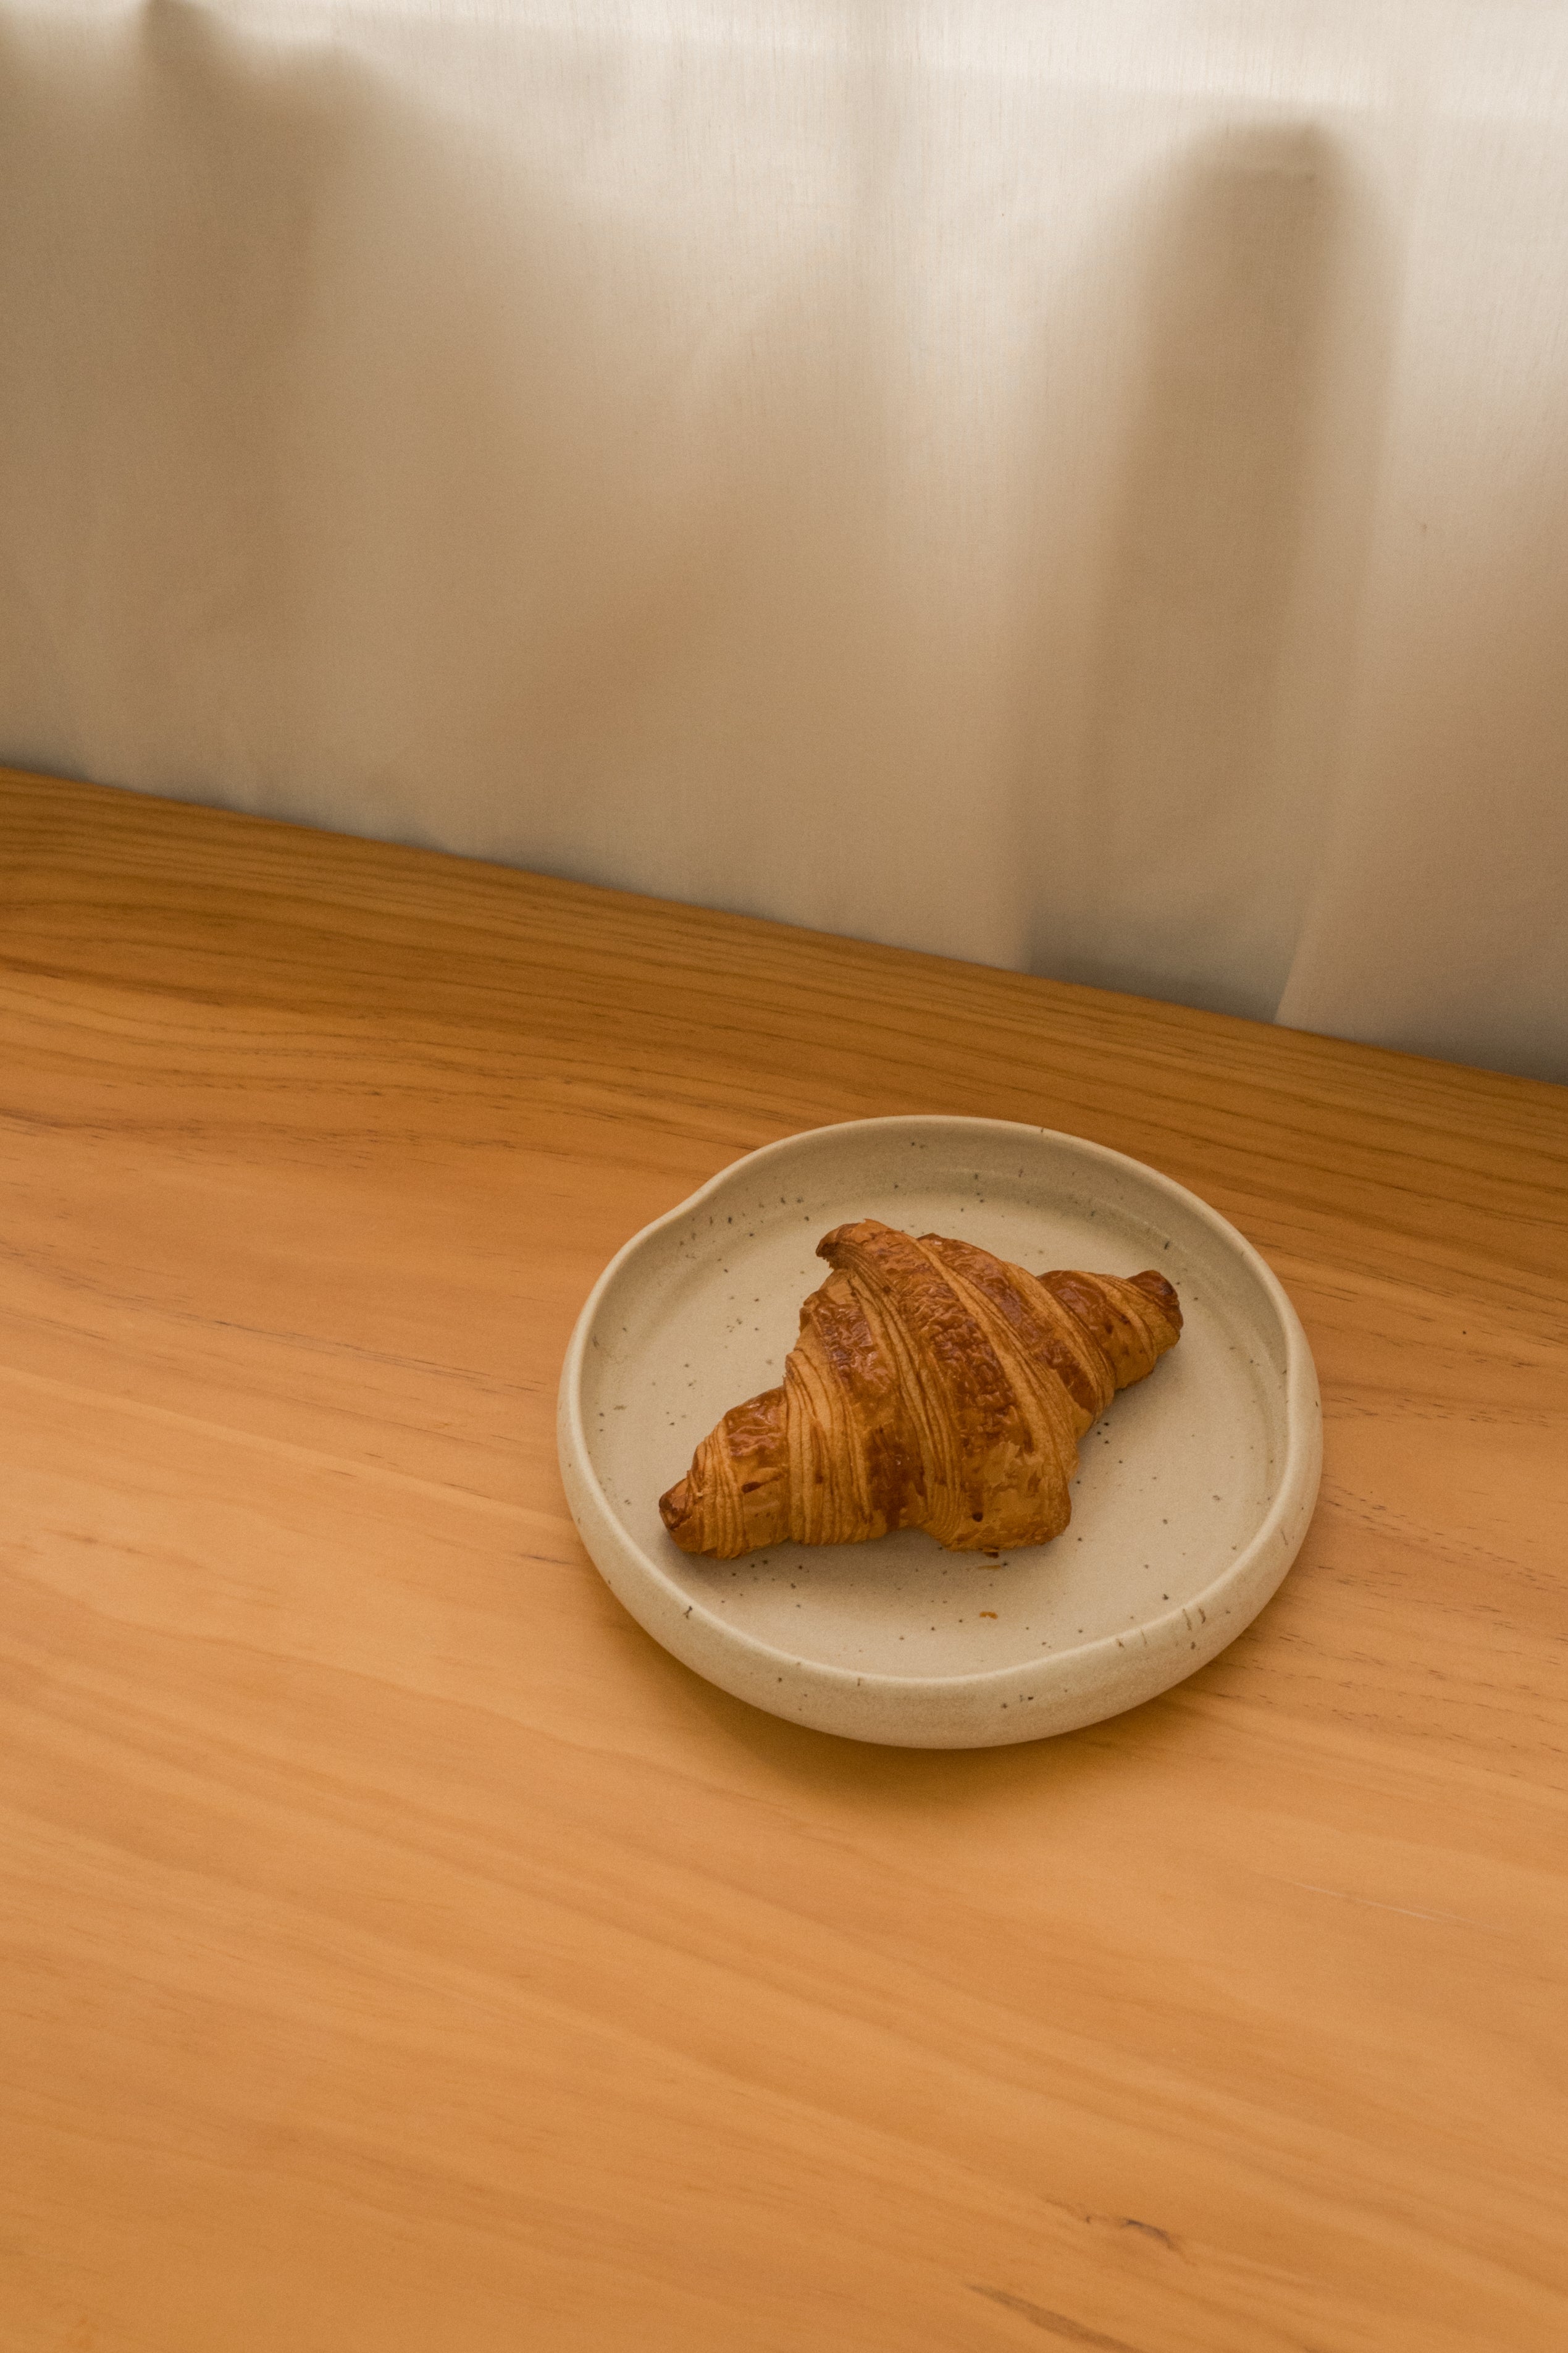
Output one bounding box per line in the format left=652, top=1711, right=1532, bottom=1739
left=2, top=766, right=1565, bottom=2353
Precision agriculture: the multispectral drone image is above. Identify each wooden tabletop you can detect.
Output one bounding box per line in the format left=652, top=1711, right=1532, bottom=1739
left=2, top=767, right=1565, bottom=2353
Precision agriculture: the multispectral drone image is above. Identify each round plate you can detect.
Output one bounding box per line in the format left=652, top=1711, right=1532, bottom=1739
left=557, top=1116, right=1320, bottom=1748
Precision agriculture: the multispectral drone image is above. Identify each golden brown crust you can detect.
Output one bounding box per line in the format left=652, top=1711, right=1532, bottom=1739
left=1036, top=1267, right=1181, bottom=1391
left=659, top=1219, right=1181, bottom=1559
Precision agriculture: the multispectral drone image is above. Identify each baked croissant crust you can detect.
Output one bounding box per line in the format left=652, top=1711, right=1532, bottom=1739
left=659, top=1218, right=1182, bottom=1560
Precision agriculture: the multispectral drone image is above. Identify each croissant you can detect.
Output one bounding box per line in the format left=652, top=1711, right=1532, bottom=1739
left=659, top=1219, right=1183, bottom=1560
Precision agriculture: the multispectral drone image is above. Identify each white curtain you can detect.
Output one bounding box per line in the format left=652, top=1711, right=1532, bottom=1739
left=3, top=0, right=1566, bottom=1080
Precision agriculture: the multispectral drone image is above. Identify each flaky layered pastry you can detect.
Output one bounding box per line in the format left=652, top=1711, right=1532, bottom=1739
left=659, top=1218, right=1182, bottom=1559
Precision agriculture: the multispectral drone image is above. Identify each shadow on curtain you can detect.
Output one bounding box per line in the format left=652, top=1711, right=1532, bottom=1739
left=1021, top=122, right=1392, bottom=1023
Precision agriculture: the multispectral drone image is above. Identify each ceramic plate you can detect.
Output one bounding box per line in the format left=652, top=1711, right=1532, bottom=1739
left=557, top=1116, right=1320, bottom=1748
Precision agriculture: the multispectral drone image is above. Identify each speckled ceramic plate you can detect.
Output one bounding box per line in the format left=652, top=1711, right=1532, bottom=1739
left=557, top=1116, right=1320, bottom=1748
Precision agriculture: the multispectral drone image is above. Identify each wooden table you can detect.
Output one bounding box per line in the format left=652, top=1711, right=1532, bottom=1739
left=2, top=768, right=1565, bottom=2353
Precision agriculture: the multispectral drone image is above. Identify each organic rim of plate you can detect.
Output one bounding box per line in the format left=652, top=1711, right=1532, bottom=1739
left=557, top=1116, right=1322, bottom=1749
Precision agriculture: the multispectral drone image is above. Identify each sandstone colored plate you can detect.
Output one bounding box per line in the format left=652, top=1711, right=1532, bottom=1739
left=557, top=1116, right=1320, bottom=1749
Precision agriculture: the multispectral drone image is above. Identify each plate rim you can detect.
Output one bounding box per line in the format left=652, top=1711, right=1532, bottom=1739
left=557, top=1114, right=1321, bottom=1731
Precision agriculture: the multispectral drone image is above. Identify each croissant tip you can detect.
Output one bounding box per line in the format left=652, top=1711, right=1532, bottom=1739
left=816, top=1215, right=895, bottom=1264
left=1128, top=1268, right=1183, bottom=1332
left=659, top=1480, right=696, bottom=1546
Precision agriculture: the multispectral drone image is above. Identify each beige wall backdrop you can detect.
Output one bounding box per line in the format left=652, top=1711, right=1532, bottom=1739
left=2, top=0, right=1566, bottom=1079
